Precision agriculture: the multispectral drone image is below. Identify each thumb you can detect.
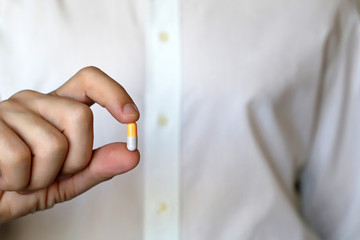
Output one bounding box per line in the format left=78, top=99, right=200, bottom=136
left=0, top=143, right=139, bottom=223
left=48, top=143, right=140, bottom=202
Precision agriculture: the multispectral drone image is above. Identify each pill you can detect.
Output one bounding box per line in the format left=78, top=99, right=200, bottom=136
left=127, top=122, right=137, bottom=151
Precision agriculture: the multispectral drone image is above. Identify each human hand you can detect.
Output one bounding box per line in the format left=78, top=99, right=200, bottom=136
left=0, top=67, right=140, bottom=223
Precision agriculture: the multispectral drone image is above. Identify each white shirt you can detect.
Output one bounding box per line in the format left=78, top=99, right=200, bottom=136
left=0, top=0, right=360, bottom=239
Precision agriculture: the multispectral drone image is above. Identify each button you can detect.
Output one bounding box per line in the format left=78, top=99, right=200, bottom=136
left=157, top=202, right=169, bottom=215
left=157, top=115, right=169, bottom=127
left=159, top=32, right=169, bottom=42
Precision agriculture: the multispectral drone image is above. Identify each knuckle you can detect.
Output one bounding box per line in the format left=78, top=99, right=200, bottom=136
left=77, top=66, right=109, bottom=90
left=0, top=99, right=21, bottom=112
left=10, top=90, right=39, bottom=101
left=81, top=66, right=101, bottom=73
left=0, top=90, right=42, bottom=114
left=69, top=103, right=93, bottom=125
left=43, top=131, right=69, bottom=158
left=5, top=144, right=31, bottom=190
left=8, top=143, right=31, bottom=168
left=78, top=66, right=102, bottom=80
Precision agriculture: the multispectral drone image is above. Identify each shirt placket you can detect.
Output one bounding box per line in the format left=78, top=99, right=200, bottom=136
left=144, top=0, right=182, bottom=239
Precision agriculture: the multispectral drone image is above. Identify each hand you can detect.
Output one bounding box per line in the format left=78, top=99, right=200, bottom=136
left=0, top=67, right=140, bottom=223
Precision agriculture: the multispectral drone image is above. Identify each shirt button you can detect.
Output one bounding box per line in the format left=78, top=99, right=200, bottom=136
left=157, top=202, right=169, bottom=215
left=159, top=32, right=169, bottom=42
left=157, top=115, right=169, bottom=127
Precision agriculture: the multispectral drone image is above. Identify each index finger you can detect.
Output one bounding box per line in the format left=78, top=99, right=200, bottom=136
left=50, top=66, right=140, bottom=123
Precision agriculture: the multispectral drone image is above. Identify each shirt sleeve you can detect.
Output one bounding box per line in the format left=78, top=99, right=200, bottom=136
left=301, top=2, right=360, bottom=239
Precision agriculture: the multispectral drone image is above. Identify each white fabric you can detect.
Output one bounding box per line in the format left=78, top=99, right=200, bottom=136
left=144, top=0, right=181, bottom=239
left=0, top=0, right=359, bottom=239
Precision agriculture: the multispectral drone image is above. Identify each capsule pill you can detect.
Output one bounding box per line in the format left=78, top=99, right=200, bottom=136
left=127, top=122, right=137, bottom=151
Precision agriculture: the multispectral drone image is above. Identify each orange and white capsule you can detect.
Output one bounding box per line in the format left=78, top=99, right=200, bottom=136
left=127, top=122, right=137, bottom=151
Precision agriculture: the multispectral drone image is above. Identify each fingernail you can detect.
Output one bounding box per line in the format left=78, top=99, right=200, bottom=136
left=123, top=103, right=139, bottom=116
